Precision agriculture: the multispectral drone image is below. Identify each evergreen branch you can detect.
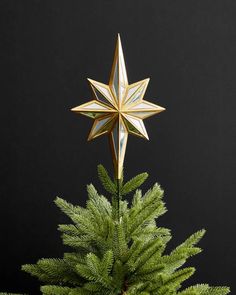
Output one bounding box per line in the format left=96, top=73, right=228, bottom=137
left=174, top=230, right=206, bottom=250
left=22, top=258, right=81, bottom=285
left=125, top=282, right=150, bottom=294
left=22, top=264, right=49, bottom=282
left=132, top=264, right=165, bottom=283
left=63, top=252, right=86, bottom=265
left=76, top=263, right=95, bottom=282
left=121, top=173, right=148, bottom=196
left=54, top=197, right=84, bottom=223
left=131, top=189, right=142, bottom=209
left=83, top=281, right=104, bottom=292
left=170, top=230, right=206, bottom=261
left=76, top=251, right=113, bottom=290
left=87, top=184, right=112, bottom=216
left=69, top=288, right=91, bottom=295
left=129, top=238, right=163, bottom=272
left=101, top=250, right=114, bottom=275
left=150, top=267, right=195, bottom=293
left=177, top=283, right=209, bottom=294
left=40, top=285, right=72, bottom=295
left=164, top=267, right=195, bottom=288
left=97, top=164, right=117, bottom=194
left=113, top=222, right=128, bottom=261
left=112, top=260, right=125, bottom=292
left=178, top=284, right=230, bottom=295
left=58, top=224, right=82, bottom=236
left=205, top=287, right=230, bottom=295
left=62, top=234, right=96, bottom=252
left=129, top=184, right=166, bottom=237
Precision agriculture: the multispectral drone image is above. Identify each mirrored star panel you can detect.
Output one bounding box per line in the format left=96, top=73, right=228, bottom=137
left=71, top=34, right=165, bottom=179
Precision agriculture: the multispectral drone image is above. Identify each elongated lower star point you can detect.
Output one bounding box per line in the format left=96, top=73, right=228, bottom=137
left=71, top=35, right=165, bottom=179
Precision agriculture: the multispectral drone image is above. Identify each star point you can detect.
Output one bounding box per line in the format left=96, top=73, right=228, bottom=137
left=71, top=35, right=165, bottom=179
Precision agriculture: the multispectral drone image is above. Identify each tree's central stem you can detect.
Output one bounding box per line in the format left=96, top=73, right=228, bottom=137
left=116, top=178, right=121, bottom=222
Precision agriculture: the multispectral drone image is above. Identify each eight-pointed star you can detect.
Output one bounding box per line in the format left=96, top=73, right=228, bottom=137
left=71, top=34, right=165, bottom=179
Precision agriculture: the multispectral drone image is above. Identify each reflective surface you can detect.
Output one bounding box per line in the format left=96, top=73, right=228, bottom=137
left=71, top=34, right=165, bottom=179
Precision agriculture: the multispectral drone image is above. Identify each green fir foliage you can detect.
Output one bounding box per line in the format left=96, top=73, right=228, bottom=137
left=1, top=165, right=230, bottom=295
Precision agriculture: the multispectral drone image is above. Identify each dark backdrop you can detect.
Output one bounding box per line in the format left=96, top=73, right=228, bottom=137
left=0, top=0, right=235, bottom=293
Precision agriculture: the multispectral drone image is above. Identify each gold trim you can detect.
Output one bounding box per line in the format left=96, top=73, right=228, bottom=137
left=71, top=34, right=166, bottom=179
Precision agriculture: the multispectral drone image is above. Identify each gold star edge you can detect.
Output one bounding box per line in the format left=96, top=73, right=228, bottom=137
left=71, top=34, right=165, bottom=179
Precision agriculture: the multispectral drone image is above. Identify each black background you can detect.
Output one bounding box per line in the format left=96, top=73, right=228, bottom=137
left=0, top=0, right=235, bottom=294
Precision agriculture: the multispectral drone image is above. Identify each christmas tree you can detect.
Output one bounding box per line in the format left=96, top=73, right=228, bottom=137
left=1, top=35, right=230, bottom=295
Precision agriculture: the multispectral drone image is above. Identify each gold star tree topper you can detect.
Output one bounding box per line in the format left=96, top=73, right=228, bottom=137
left=71, top=34, right=165, bottom=179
